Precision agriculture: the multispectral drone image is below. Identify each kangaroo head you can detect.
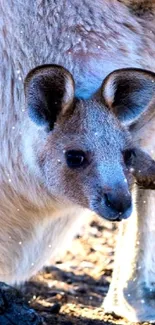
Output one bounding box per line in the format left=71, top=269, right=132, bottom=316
left=24, top=65, right=155, bottom=222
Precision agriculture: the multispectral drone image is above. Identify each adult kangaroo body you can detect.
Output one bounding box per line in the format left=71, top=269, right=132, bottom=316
left=1, top=0, right=155, bottom=322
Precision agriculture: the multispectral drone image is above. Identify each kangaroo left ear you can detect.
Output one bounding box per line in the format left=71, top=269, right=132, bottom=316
left=24, top=64, right=75, bottom=128
left=101, top=68, right=155, bottom=126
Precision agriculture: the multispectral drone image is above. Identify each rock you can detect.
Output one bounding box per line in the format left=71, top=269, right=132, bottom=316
left=0, top=282, right=43, bottom=325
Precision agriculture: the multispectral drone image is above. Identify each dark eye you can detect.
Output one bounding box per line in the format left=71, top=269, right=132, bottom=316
left=123, top=149, right=136, bottom=166
left=65, top=150, right=87, bottom=169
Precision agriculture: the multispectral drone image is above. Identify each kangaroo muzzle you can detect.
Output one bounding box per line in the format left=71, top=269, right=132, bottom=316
left=104, top=190, right=132, bottom=221
left=92, top=183, right=132, bottom=222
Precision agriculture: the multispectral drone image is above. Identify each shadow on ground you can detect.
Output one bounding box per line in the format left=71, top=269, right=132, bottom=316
left=19, top=216, right=131, bottom=325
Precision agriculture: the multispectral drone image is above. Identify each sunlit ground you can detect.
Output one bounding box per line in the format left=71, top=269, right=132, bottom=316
left=20, top=215, right=141, bottom=324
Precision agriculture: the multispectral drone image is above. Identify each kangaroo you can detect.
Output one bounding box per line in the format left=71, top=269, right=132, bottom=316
left=1, top=0, right=155, bottom=322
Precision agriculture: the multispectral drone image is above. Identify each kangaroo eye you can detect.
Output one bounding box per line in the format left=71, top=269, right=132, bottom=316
left=65, top=150, right=86, bottom=169
left=123, top=149, right=136, bottom=166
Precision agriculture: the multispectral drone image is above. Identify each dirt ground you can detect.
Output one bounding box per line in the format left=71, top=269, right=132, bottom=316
left=20, top=215, right=134, bottom=325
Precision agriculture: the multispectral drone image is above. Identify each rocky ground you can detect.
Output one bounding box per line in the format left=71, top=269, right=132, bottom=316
left=15, top=214, right=143, bottom=325
left=18, top=214, right=124, bottom=325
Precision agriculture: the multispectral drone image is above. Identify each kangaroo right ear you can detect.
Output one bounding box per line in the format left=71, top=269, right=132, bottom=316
left=101, top=68, right=155, bottom=126
left=24, top=64, right=75, bottom=128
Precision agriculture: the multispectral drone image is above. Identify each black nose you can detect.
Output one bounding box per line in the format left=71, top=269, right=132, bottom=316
left=104, top=192, right=132, bottom=214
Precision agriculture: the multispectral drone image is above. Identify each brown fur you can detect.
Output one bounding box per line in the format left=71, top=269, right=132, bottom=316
left=119, top=0, right=155, bottom=18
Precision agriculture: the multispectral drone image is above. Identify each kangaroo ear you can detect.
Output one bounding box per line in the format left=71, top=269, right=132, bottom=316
left=101, top=68, right=155, bottom=126
left=24, top=64, right=75, bottom=128
left=130, top=148, right=155, bottom=190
